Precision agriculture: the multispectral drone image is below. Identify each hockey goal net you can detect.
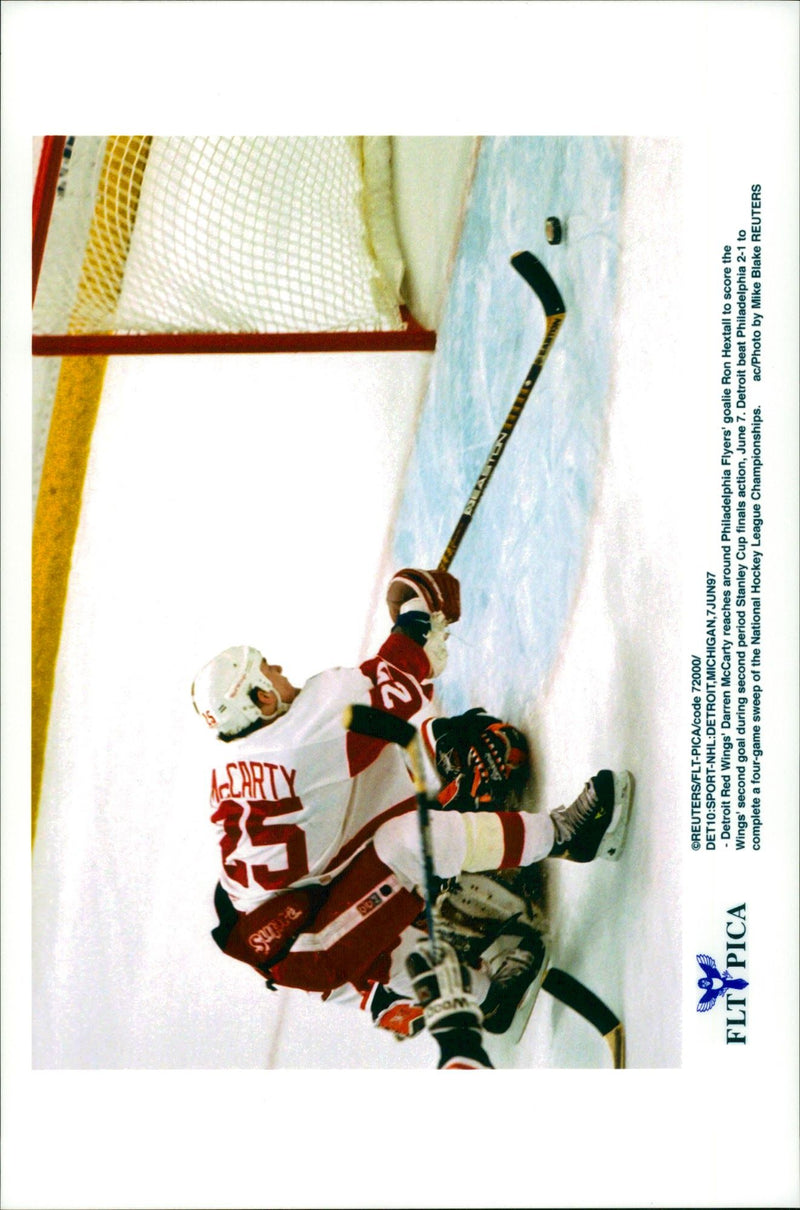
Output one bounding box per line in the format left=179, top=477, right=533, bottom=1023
left=32, top=136, right=435, bottom=354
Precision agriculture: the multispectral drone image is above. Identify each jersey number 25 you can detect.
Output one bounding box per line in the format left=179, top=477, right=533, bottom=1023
left=211, top=799, right=309, bottom=891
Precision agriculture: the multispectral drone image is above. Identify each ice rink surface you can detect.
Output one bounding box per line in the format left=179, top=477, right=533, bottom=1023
left=395, top=137, right=624, bottom=717
left=393, top=136, right=682, bottom=1069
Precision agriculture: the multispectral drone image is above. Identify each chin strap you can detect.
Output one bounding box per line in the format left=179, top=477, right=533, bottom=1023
left=254, top=669, right=292, bottom=722
left=260, top=692, right=289, bottom=722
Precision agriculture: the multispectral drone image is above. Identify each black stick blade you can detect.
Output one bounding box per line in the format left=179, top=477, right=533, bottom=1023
left=543, top=967, right=620, bottom=1036
left=343, top=704, right=416, bottom=748
left=511, top=251, right=566, bottom=318
left=543, top=967, right=625, bottom=1065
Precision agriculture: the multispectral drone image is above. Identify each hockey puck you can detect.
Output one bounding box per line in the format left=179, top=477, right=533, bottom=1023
left=545, top=216, right=563, bottom=245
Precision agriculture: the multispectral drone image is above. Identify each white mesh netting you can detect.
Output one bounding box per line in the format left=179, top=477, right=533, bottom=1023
left=33, top=136, right=406, bottom=336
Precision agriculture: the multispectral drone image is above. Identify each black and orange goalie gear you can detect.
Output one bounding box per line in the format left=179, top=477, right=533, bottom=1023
left=433, top=708, right=530, bottom=811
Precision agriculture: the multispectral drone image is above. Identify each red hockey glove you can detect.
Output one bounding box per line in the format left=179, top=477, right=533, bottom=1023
left=386, top=568, right=461, bottom=624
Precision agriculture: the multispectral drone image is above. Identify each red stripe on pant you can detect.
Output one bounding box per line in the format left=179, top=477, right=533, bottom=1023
left=498, top=811, right=526, bottom=868
left=271, top=844, right=424, bottom=994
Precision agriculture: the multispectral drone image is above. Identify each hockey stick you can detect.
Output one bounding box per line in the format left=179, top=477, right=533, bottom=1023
left=437, top=256, right=625, bottom=1065
left=356, top=258, right=623, bottom=1064
left=542, top=968, right=626, bottom=1069
left=343, top=704, right=441, bottom=958
left=438, top=252, right=566, bottom=573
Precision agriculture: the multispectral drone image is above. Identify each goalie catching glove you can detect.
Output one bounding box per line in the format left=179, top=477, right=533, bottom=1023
left=430, top=708, right=530, bottom=810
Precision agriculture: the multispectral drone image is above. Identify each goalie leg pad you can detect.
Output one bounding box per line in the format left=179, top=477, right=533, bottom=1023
left=443, top=871, right=539, bottom=926
left=434, top=871, right=549, bottom=967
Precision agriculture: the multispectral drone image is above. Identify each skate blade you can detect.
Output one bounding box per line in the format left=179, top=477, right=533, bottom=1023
left=505, top=945, right=552, bottom=1045
left=599, top=771, right=634, bottom=861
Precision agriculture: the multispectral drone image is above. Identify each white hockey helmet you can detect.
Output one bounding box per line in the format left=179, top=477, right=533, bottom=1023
left=191, top=645, right=287, bottom=739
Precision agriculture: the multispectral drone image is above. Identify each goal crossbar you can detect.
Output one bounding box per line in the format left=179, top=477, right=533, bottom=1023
left=32, top=310, right=435, bottom=356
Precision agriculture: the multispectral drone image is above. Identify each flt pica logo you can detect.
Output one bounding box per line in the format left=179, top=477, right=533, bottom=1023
left=696, top=904, right=749, bottom=1043
left=696, top=955, right=749, bottom=1010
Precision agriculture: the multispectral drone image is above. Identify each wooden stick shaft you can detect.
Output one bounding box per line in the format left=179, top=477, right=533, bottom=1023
left=438, top=308, right=564, bottom=572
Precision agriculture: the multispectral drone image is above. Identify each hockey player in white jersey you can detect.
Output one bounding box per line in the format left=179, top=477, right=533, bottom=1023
left=192, top=567, right=633, bottom=1050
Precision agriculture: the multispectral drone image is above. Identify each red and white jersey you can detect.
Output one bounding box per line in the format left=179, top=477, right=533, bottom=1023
left=207, top=633, right=436, bottom=914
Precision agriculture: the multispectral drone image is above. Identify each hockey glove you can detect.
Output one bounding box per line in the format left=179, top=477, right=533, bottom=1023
left=406, top=939, right=493, bottom=1069
left=432, top=708, right=530, bottom=810
left=386, top=568, right=461, bottom=624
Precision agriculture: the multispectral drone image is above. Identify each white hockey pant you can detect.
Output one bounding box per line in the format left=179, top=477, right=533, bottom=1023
left=373, top=808, right=555, bottom=892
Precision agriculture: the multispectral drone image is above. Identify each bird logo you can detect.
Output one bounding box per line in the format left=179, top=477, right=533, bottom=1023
left=696, top=954, right=749, bottom=1012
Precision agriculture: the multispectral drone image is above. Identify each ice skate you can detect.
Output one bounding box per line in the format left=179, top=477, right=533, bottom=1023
left=549, top=770, right=634, bottom=863
left=480, top=917, right=551, bottom=1041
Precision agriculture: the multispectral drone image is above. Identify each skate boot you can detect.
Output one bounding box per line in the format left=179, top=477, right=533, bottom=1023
left=549, top=770, right=633, bottom=863
left=480, top=917, right=551, bottom=1041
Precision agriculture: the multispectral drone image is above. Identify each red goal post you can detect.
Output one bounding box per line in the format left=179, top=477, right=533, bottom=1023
left=32, top=136, right=436, bottom=356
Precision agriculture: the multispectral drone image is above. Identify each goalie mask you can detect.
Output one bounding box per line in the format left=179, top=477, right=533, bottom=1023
left=192, top=645, right=288, bottom=739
